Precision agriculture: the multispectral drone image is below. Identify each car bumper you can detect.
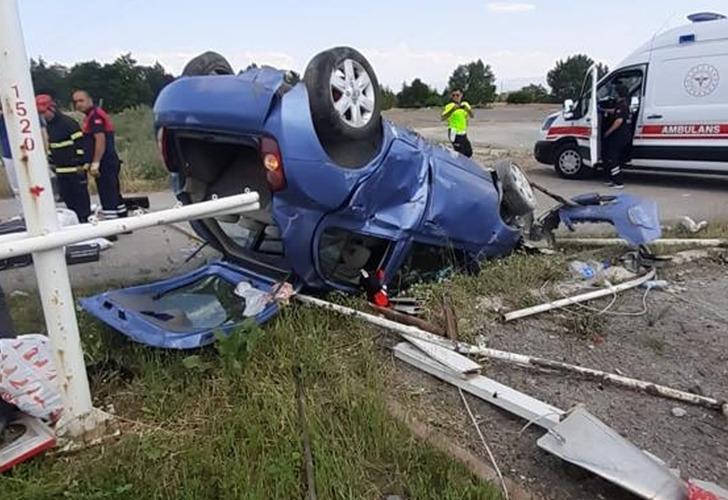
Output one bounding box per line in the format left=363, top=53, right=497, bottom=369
left=534, top=140, right=554, bottom=165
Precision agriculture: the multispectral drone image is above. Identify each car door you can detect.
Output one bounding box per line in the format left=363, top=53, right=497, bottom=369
left=587, top=65, right=601, bottom=167
left=582, top=65, right=647, bottom=168
left=633, top=46, right=728, bottom=173
left=312, top=128, right=430, bottom=289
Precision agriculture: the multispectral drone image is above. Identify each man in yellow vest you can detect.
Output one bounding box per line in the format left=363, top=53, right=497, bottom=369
left=441, top=88, right=474, bottom=157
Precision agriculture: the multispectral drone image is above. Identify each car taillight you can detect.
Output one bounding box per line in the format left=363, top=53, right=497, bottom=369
left=260, top=136, right=286, bottom=192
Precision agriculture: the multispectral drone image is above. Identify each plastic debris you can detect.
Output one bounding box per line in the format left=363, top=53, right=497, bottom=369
left=234, top=281, right=270, bottom=317
left=568, top=260, right=607, bottom=280
left=679, top=216, right=708, bottom=234
left=0, top=335, right=63, bottom=422
left=671, top=407, right=687, bottom=418
left=642, top=280, right=670, bottom=291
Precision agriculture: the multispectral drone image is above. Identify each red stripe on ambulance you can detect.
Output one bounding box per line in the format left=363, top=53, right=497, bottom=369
left=546, top=126, right=591, bottom=139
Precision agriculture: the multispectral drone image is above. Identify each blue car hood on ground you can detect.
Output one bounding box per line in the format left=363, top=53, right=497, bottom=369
left=154, top=68, right=287, bottom=132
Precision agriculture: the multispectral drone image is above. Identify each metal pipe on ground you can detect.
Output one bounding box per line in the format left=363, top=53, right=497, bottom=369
left=297, top=294, right=727, bottom=415
left=503, top=269, right=656, bottom=322
left=558, top=238, right=727, bottom=247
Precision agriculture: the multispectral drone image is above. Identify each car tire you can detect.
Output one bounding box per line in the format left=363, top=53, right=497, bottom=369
left=304, top=47, right=382, bottom=167
left=182, top=52, right=234, bottom=76
left=554, top=143, right=587, bottom=179
left=495, top=159, right=537, bottom=217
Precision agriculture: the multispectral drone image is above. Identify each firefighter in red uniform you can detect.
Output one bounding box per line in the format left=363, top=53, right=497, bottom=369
left=35, top=95, right=91, bottom=222
left=72, top=90, right=127, bottom=219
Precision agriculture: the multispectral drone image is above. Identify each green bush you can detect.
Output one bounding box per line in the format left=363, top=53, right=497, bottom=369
left=506, top=91, right=531, bottom=104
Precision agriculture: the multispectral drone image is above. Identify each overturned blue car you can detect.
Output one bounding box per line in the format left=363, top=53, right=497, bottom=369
left=81, top=48, right=661, bottom=349
left=152, top=47, right=538, bottom=291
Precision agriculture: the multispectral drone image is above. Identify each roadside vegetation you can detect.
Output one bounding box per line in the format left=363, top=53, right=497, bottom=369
left=2, top=289, right=501, bottom=500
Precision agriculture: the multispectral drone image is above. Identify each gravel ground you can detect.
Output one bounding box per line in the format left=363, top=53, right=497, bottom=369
left=386, top=257, right=728, bottom=499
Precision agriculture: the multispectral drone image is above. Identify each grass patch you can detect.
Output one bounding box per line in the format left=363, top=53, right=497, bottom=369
left=2, top=293, right=500, bottom=500
left=115, top=106, right=169, bottom=193
left=408, top=251, right=567, bottom=341
left=557, top=311, right=605, bottom=340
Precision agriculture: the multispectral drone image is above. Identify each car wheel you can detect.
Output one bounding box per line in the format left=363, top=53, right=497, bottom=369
left=495, top=159, right=537, bottom=217
left=554, top=143, right=586, bottom=179
left=304, top=47, right=382, bottom=167
left=182, top=52, right=234, bottom=76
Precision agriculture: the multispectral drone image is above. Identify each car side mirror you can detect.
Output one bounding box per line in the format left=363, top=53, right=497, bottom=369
left=630, top=96, right=640, bottom=113
left=563, top=99, right=575, bottom=112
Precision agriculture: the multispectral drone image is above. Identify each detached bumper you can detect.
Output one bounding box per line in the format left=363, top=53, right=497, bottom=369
left=534, top=140, right=554, bottom=165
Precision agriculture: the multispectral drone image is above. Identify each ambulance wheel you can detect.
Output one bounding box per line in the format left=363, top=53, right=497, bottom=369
left=182, top=52, right=234, bottom=76
left=554, top=143, right=587, bottom=179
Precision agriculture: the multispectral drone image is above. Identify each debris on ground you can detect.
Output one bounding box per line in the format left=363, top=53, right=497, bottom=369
left=679, top=216, right=709, bottom=234
left=0, top=414, right=56, bottom=473
left=0, top=335, right=63, bottom=422
left=504, top=269, right=656, bottom=322
left=671, top=407, right=688, bottom=418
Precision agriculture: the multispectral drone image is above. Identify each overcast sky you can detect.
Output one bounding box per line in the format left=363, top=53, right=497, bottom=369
left=18, top=0, right=727, bottom=91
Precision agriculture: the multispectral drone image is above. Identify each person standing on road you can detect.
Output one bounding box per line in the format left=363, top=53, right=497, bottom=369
left=35, top=95, right=91, bottom=222
left=72, top=90, right=127, bottom=219
left=601, top=84, right=631, bottom=189
left=441, top=89, right=474, bottom=158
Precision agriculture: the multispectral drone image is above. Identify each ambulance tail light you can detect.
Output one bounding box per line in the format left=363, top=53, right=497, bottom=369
left=259, top=136, right=287, bottom=192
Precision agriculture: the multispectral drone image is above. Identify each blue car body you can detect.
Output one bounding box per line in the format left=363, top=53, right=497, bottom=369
left=153, top=67, right=521, bottom=291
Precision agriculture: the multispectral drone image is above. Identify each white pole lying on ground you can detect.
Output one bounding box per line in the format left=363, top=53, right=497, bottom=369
left=558, top=238, right=727, bottom=248
left=0, top=194, right=259, bottom=260
left=0, top=0, right=263, bottom=439
left=297, top=294, right=728, bottom=415
left=503, top=269, right=656, bottom=322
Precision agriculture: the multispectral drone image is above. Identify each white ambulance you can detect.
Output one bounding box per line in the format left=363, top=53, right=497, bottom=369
left=534, top=12, right=728, bottom=179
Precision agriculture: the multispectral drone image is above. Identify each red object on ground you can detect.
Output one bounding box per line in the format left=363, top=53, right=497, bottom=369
left=360, top=269, right=390, bottom=308
left=688, top=483, right=722, bottom=500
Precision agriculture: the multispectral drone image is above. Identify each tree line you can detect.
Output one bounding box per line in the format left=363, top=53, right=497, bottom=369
left=30, top=52, right=607, bottom=113
left=388, top=54, right=608, bottom=109
left=31, top=54, right=174, bottom=113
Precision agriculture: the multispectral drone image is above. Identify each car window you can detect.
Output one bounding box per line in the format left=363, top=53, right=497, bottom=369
left=598, top=70, right=643, bottom=101
left=318, top=228, right=391, bottom=285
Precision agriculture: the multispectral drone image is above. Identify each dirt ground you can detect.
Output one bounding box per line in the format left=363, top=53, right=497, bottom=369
left=385, top=255, right=728, bottom=499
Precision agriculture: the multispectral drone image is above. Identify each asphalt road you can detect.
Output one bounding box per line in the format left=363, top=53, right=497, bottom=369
left=385, top=104, right=558, bottom=151
left=2, top=104, right=727, bottom=292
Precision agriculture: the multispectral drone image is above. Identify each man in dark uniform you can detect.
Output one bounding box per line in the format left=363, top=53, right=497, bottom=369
left=72, top=90, right=127, bottom=219
left=35, top=95, right=91, bottom=222
left=601, top=84, right=631, bottom=189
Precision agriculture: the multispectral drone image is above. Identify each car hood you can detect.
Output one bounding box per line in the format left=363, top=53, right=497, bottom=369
left=154, top=67, right=288, bottom=133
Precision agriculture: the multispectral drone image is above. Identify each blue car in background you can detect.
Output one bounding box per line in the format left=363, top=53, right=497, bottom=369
left=153, top=47, right=536, bottom=292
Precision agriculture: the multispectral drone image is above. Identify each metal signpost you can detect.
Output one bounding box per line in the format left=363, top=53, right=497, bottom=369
left=0, top=0, right=259, bottom=439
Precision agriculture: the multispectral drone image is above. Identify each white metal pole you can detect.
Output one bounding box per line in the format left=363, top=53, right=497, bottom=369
left=0, top=194, right=260, bottom=259
left=0, top=0, right=95, bottom=437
